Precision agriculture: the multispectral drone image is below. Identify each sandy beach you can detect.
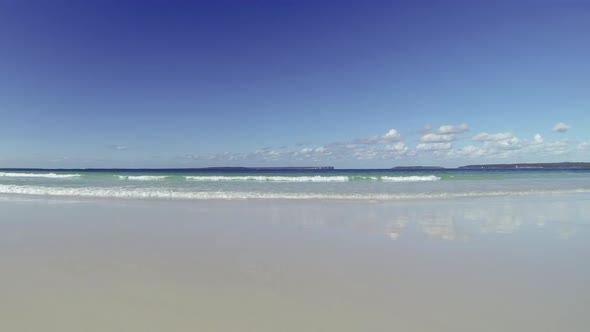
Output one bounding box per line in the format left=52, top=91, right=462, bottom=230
left=1, top=194, right=589, bottom=331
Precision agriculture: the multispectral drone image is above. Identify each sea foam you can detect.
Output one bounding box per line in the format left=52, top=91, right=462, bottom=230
left=0, top=172, right=442, bottom=182
left=185, top=175, right=350, bottom=182
left=184, top=175, right=441, bottom=182
left=0, top=172, right=81, bottom=179
left=117, top=175, right=169, bottom=181
left=1, top=184, right=589, bottom=201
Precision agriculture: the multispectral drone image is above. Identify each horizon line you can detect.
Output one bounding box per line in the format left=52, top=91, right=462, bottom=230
left=2, top=162, right=590, bottom=171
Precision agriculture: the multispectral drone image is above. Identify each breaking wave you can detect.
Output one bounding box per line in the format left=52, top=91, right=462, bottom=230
left=0, top=173, right=441, bottom=182
left=184, top=175, right=441, bottom=182
left=117, top=175, right=169, bottom=181
left=1, top=184, right=589, bottom=201
left=0, top=172, right=81, bottom=179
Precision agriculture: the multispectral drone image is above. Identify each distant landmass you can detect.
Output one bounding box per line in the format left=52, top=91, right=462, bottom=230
left=392, top=166, right=446, bottom=170
left=0, top=166, right=335, bottom=172
left=194, top=166, right=335, bottom=171
left=459, top=162, right=590, bottom=169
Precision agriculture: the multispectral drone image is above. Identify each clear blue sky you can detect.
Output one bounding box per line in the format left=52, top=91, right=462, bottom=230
left=1, top=0, right=589, bottom=168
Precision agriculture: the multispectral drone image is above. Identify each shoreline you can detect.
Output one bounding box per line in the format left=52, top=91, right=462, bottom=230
left=2, top=187, right=590, bottom=203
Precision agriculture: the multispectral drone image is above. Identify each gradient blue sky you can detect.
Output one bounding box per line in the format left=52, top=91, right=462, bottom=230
left=1, top=0, right=589, bottom=168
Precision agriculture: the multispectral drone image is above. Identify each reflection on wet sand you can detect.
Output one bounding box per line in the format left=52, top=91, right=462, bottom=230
left=413, top=197, right=585, bottom=241
left=261, top=195, right=589, bottom=241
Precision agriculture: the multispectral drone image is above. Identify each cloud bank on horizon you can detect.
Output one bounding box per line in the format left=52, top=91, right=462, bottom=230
left=181, top=122, right=589, bottom=167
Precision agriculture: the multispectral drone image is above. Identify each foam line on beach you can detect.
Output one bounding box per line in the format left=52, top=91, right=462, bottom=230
left=0, top=172, right=81, bottom=179
left=1, top=184, right=589, bottom=201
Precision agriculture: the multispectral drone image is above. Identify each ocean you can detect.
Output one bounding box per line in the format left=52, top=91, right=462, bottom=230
left=1, top=168, right=590, bottom=200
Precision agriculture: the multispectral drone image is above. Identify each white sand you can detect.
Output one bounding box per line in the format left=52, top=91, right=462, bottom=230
left=1, top=195, right=589, bottom=331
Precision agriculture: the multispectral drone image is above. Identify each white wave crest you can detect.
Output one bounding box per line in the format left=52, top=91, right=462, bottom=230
left=0, top=172, right=81, bottom=179
left=117, top=175, right=168, bottom=181
left=380, top=175, right=440, bottom=182
left=185, top=176, right=350, bottom=182
left=1, top=184, right=589, bottom=201
left=184, top=175, right=440, bottom=182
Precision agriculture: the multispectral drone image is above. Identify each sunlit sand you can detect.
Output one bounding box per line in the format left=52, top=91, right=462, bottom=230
left=1, top=195, right=589, bottom=331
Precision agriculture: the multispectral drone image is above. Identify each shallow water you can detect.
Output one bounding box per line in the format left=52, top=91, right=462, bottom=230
left=1, top=195, right=589, bottom=331
left=1, top=169, right=590, bottom=200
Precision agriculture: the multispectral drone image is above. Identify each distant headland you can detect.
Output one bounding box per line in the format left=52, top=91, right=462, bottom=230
left=390, top=162, right=590, bottom=170
left=0, top=166, right=336, bottom=172
left=192, top=166, right=335, bottom=171
left=458, top=162, right=590, bottom=169
left=392, top=166, right=446, bottom=170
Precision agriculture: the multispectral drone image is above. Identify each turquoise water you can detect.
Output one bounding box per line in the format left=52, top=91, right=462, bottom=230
left=1, top=169, right=590, bottom=200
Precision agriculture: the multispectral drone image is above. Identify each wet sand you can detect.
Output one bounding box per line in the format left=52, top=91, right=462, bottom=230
left=1, top=195, right=589, bottom=331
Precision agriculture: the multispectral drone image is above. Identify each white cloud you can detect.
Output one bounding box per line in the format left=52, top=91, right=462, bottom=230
left=108, top=145, right=128, bottom=151
left=540, top=139, right=571, bottom=155
left=473, top=132, right=514, bottom=142
left=441, top=131, right=576, bottom=161
left=179, top=124, right=581, bottom=166
left=383, top=129, right=401, bottom=142
left=354, top=147, right=378, bottom=160
left=385, top=142, right=416, bottom=158
left=552, top=122, right=570, bottom=133
left=486, top=137, right=524, bottom=151
left=420, top=133, right=456, bottom=142
left=419, top=124, right=469, bottom=143
left=437, top=124, right=469, bottom=134
left=416, top=142, right=452, bottom=151
left=354, top=137, right=378, bottom=144
left=386, top=142, right=408, bottom=152
left=446, top=146, right=486, bottom=159
left=300, top=147, right=313, bottom=154
left=465, top=132, right=527, bottom=159
left=354, top=128, right=402, bottom=145
left=419, top=128, right=575, bottom=162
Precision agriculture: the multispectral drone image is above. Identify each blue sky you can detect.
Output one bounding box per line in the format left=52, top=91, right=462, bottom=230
left=1, top=0, right=589, bottom=168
